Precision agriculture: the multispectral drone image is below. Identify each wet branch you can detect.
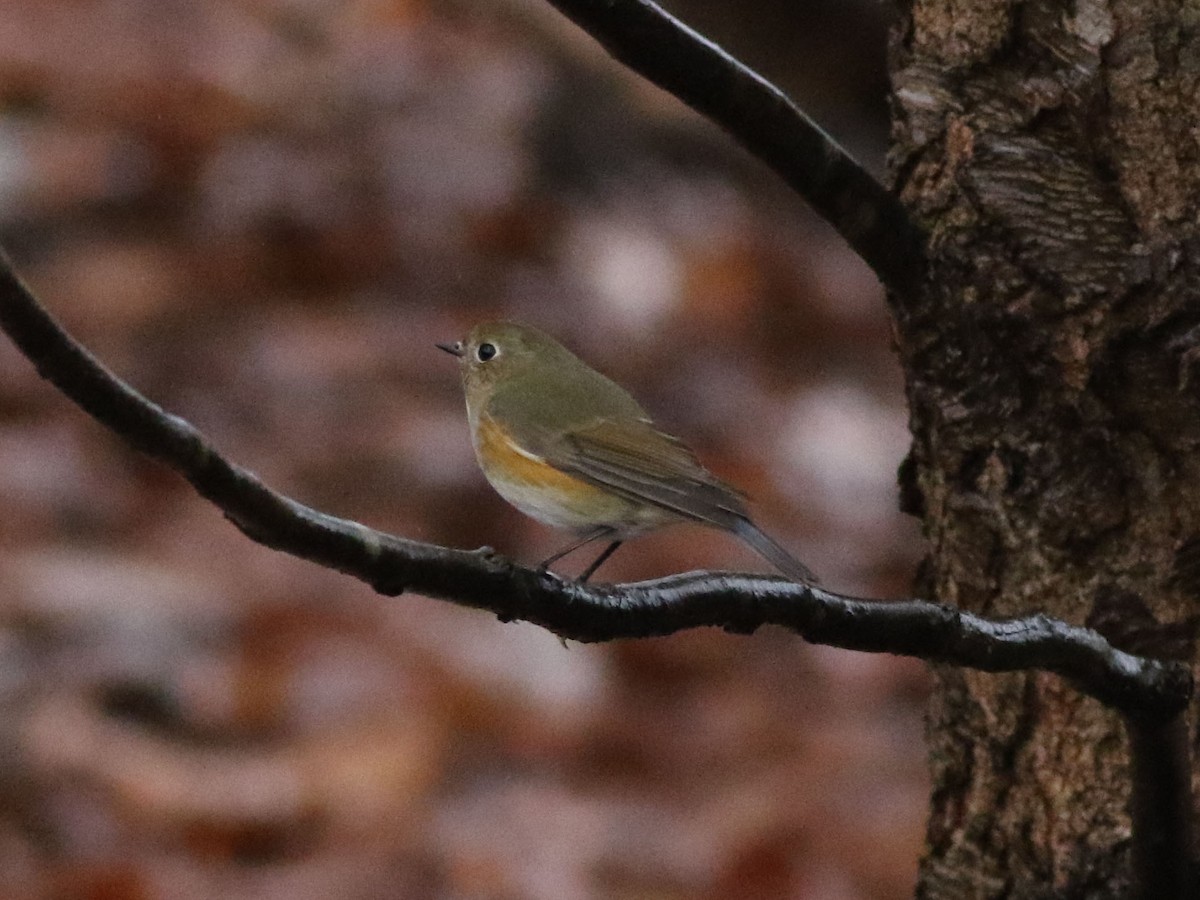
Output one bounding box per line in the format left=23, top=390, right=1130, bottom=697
left=0, top=248, right=1186, bottom=723
left=0, top=250, right=1192, bottom=896
left=1127, top=715, right=1197, bottom=899
left=539, top=0, right=927, bottom=299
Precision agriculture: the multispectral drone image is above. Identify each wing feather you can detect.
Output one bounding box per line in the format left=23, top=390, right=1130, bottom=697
left=541, top=418, right=749, bottom=529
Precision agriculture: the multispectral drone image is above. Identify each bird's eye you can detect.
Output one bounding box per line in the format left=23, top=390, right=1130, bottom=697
left=477, top=342, right=497, bottom=362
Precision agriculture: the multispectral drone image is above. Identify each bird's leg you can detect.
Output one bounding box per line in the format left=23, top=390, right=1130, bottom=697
left=538, top=526, right=614, bottom=571
left=577, top=541, right=623, bottom=583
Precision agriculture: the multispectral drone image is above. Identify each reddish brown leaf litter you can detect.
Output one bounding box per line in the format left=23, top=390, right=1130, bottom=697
left=0, top=1, right=924, bottom=897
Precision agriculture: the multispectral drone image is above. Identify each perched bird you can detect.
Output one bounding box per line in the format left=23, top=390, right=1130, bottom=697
left=438, top=321, right=816, bottom=584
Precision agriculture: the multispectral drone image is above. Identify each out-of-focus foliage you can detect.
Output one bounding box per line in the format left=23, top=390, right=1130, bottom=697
left=0, top=1, right=927, bottom=897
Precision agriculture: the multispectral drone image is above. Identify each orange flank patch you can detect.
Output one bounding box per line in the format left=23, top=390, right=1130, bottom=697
left=476, top=415, right=596, bottom=495
left=475, top=414, right=629, bottom=530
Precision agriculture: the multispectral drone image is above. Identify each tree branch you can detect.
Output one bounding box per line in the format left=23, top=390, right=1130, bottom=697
left=1127, top=714, right=1198, bottom=900
left=0, top=249, right=1193, bottom=895
left=537, top=0, right=927, bottom=299
left=0, top=248, right=1186, bottom=722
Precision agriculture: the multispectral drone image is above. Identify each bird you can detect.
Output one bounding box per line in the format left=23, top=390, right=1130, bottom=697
left=438, top=321, right=816, bottom=584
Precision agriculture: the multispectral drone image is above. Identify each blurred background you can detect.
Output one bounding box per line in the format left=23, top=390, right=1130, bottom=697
left=0, top=1, right=929, bottom=897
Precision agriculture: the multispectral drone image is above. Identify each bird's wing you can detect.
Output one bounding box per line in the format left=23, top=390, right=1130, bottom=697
left=540, top=417, right=749, bottom=529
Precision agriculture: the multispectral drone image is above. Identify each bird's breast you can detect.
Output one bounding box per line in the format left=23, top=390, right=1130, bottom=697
left=473, top=415, right=668, bottom=534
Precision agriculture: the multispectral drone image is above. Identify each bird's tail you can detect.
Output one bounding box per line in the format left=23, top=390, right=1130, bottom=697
left=731, top=518, right=819, bottom=585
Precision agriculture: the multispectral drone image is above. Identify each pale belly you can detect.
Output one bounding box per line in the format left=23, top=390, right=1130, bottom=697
left=473, top=416, right=675, bottom=536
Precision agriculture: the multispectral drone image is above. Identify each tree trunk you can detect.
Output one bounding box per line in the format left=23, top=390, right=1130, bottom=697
left=890, top=0, right=1199, bottom=895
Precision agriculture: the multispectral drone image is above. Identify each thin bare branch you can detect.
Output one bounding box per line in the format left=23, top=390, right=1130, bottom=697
left=1127, top=715, right=1198, bottom=899
left=0, top=248, right=1193, bottom=894
left=538, top=0, right=926, bottom=298
left=0, top=248, right=1184, bottom=721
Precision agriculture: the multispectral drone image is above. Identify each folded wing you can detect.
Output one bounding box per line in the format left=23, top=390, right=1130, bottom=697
left=545, top=417, right=818, bottom=583
left=543, top=417, right=750, bottom=531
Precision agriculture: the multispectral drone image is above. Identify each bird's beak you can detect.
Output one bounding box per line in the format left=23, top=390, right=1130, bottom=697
left=436, top=341, right=465, bottom=358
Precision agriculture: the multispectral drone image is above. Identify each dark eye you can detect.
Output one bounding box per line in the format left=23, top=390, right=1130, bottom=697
left=476, top=342, right=497, bottom=362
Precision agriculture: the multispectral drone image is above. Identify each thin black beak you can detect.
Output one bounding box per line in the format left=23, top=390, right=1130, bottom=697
left=436, top=341, right=465, bottom=358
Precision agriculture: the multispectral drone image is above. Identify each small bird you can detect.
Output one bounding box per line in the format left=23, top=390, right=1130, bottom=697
left=438, top=321, right=816, bottom=584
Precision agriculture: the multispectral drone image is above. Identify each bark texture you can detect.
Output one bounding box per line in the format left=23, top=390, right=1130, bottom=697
left=891, top=0, right=1200, bottom=896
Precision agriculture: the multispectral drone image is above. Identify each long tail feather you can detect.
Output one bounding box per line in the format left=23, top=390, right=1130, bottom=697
left=731, top=518, right=819, bottom=584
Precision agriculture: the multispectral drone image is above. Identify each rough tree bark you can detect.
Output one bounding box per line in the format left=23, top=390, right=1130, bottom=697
left=891, top=0, right=1199, bottom=896
left=0, top=2, right=1193, bottom=895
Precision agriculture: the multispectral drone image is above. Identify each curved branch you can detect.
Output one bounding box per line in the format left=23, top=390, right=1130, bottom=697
left=1128, top=715, right=1198, bottom=899
left=539, top=0, right=927, bottom=299
left=0, top=249, right=1185, bottom=722
left=0, top=248, right=1194, bottom=894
